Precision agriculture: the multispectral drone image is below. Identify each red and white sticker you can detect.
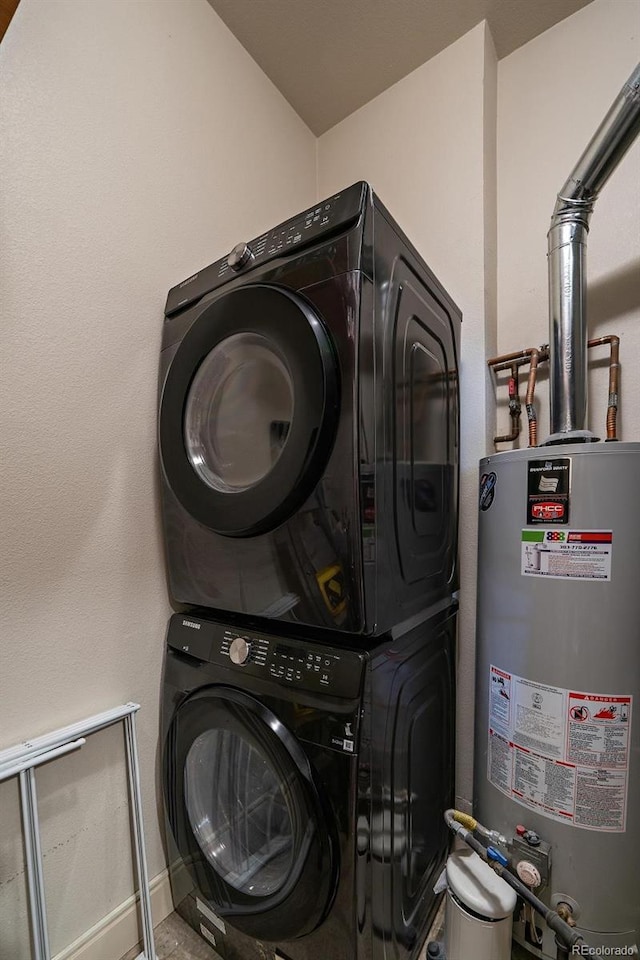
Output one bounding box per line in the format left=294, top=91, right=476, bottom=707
left=567, top=693, right=631, bottom=768
left=521, top=529, right=613, bottom=581
left=488, top=666, right=632, bottom=832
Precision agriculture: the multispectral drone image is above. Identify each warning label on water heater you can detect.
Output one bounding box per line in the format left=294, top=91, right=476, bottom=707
left=488, top=665, right=631, bottom=832
left=521, top=529, right=613, bottom=581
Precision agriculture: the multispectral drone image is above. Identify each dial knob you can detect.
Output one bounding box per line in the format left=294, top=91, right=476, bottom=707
left=229, top=637, right=251, bottom=665
left=516, top=860, right=542, bottom=888
left=227, top=242, right=253, bottom=271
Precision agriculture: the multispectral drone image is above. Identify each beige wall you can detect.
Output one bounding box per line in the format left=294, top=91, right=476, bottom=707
left=0, top=0, right=315, bottom=955
left=496, top=0, right=640, bottom=445
left=2, top=0, right=638, bottom=953
left=318, top=22, right=498, bottom=811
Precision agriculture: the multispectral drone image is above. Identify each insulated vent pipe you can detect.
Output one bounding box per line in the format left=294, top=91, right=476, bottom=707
left=547, top=62, right=640, bottom=443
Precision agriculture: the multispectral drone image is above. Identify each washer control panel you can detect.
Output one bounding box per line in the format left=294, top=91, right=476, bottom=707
left=167, top=613, right=364, bottom=699
left=164, top=181, right=367, bottom=317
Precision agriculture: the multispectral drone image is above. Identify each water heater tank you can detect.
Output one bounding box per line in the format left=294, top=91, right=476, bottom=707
left=474, top=442, right=639, bottom=957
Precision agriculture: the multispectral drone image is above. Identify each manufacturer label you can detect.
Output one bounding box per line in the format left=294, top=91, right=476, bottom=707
left=196, top=897, right=226, bottom=934
left=488, top=665, right=631, bottom=832
left=527, top=458, right=570, bottom=524
left=199, top=925, right=216, bottom=947
left=479, top=472, right=497, bottom=511
left=521, top=529, right=613, bottom=581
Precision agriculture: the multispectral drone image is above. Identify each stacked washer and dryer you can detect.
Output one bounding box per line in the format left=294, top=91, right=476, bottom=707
left=158, top=182, right=461, bottom=960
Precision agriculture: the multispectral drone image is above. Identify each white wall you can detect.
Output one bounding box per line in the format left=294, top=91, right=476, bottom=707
left=3, top=0, right=637, bottom=952
left=0, top=0, right=315, bottom=955
left=496, top=0, right=640, bottom=444
left=318, top=22, right=498, bottom=811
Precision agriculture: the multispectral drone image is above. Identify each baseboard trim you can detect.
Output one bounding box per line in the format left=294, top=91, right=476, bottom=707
left=53, top=868, right=174, bottom=960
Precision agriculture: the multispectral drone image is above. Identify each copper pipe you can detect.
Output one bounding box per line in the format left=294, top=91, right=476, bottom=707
left=489, top=335, right=621, bottom=448
left=489, top=345, right=549, bottom=374
left=489, top=347, right=544, bottom=448
left=587, top=335, right=620, bottom=440
left=494, top=364, right=522, bottom=444
left=488, top=346, right=536, bottom=367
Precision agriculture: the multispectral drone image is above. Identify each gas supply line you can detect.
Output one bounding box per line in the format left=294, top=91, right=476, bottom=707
left=488, top=335, right=620, bottom=448
left=443, top=809, right=590, bottom=960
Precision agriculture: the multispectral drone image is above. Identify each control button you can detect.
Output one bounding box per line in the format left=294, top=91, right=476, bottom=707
left=516, top=824, right=527, bottom=836
left=227, top=242, right=253, bottom=271
left=524, top=830, right=541, bottom=847
left=229, top=637, right=251, bottom=665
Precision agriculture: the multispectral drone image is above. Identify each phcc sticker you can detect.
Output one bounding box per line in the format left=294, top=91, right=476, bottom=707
left=527, top=458, right=571, bottom=525
left=480, top=472, right=497, bottom=511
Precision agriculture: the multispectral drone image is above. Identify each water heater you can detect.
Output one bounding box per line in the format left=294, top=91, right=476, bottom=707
left=474, top=442, right=639, bottom=956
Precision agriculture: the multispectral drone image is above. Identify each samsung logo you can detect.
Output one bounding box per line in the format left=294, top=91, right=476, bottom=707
left=182, top=619, right=201, bottom=630
left=179, top=273, right=199, bottom=289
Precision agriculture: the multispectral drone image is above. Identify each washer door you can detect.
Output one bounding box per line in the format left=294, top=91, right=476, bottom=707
left=159, top=284, right=340, bottom=537
left=164, top=686, right=337, bottom=941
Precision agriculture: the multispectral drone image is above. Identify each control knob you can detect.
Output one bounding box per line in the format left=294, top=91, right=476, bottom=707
left=227, top=242, right=253, bottom=271
left=229, top=637, right=251, bottom=664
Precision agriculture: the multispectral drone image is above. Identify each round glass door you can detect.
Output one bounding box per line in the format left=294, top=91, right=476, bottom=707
left=164, top=687, right=336, bottom=941
left=184, top=333, right=294, bottom=494
left=159, top=283, right=340, bottom=537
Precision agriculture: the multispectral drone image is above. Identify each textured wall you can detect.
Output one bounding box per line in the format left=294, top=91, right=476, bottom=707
left=0, top=0, right=315, bottom=955
left=496, top=0, right=640, bottom=445
left=318, top=22, right=498, bottom=811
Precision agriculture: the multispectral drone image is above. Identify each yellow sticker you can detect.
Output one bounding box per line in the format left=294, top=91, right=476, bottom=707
left=315, top=563, right=347, bottom=616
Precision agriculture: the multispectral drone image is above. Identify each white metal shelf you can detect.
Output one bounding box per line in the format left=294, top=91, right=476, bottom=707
left=0, top=702, right=157, bottom=960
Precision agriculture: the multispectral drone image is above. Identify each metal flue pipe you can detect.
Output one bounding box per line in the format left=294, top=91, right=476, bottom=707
left=547, top=62, right=640, bottom=443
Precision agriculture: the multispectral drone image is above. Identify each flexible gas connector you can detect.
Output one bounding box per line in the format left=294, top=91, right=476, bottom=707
left=444, top=808, right=507, bottom=845
left=444, top=809, right=477, bottom=831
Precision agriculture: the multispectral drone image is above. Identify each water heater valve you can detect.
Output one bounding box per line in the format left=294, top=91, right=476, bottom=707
left=510, top=832, right=552, bottom=887
left=516, top=860, right=542, bottom=888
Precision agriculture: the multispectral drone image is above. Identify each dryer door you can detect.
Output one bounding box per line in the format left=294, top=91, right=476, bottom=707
left=164, top=686, right=337, bottom=942
left=159, top=284, right=340, bottom=537
left=392, top=270, right=459, bottom=591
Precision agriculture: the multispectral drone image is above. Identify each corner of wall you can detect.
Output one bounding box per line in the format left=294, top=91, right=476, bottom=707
left=482, top=20, right=498, bottom=455
left=455, top=19, right=499, bottom=814
left=315, top=135, right=320, bottom=203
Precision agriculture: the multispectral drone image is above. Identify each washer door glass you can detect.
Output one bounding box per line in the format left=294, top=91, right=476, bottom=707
left=184, top=728, right=296, bottom=898
left=184, top=333, right=294, bottom=494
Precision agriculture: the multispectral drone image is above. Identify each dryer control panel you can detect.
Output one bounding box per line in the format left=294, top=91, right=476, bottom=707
left=164, top=181, right=367, bottom=317
left=167, top=613, right=365, bottom=699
